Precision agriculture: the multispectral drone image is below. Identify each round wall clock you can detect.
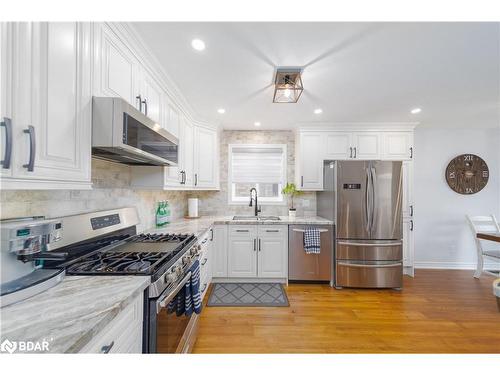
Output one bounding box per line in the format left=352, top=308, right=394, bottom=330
left=445, top=154, right=489, bottom=195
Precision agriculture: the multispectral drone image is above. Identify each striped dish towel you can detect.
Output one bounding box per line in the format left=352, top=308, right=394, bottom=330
left=304, top=227, right=321, bottom=254
left=167, top=259, right=202, bottom=316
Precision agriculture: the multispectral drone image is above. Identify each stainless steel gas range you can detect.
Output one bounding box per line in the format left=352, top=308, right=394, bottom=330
left=40, top=207, right=202, bottom=353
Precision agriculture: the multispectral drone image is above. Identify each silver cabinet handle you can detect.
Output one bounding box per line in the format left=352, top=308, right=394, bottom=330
left=1, top=117, right=12, bottom=169
left=236, top=229, right=249, bottom=232
left=101, top=341, right=114, bottom=354
left=141, top=99, right=148, bottom=116
left=195, top=173, right=198, bottom=186
left=202, top=238, right=208, bottom=244
left=301, top=175, right=304, bottom=187
left=201, top=258, right=208, bottom=265
left=410, top=220, right=414, bottom=231
left=253, top=238, right=256, bottom=251
left=353, top=147, right=357, bottom=159
left=349, top=147, right=353, bottom=158
left=23, top=125, right=36, bottom=172
left=337, top=241, right=402, bottom=247
left=337, top=262, right=402, bottom=268
left=410, top=205, right=414, bottom=217
left=265, top=229, right=280, bottom=233
left=136, top=95, right=142, bottom=112
left=210, top=228, right=214, bottom=241
left=200, top=283, right=207, bottom=293
left=410, top=147, right=413, bottom=159
left=258, top=238, right=261, bottom=252
left=292, top=228, right=329, bottom=233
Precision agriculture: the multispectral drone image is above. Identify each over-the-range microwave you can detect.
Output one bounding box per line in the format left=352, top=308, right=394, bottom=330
left=92, top=97, right=178, bottom=166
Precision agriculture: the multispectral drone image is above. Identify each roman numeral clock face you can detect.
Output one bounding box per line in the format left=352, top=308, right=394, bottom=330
left=445, top=154, right=489, bottom=195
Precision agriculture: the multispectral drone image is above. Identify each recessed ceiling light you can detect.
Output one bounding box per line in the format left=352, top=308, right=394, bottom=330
left=254, top=122, right=261, bottom=127
left=314, top=108, right=323, bottom=114
left=191, top=39, right=206, bottom=51
left=217, top=108, right=226, bottom=114
left=410, top=108, right=422, bottom=114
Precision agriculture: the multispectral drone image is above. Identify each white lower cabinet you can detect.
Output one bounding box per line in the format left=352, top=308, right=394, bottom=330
left=80, top=294, right=143, bottom=353
left=228, top=226, right=257, bottom=277
left=257, top=226, right=288, bottom=278
left=226, top=225, right=288, bottom=279
left=212, top=225, right=228, bottom=277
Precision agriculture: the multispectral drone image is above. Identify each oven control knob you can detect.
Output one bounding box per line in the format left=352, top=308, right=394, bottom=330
left=165, top=272, right=177, bottom=283
left=182, top=255, right=190, bottom=265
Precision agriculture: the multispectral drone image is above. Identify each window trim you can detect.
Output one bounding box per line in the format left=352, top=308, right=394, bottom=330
left=227, top=143, right=287, bottom=206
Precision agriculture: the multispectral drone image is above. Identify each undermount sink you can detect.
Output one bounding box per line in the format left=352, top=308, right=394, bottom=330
left=232, top=216, right=258, bottom=221
left=232, top=216, right=281, bottom=221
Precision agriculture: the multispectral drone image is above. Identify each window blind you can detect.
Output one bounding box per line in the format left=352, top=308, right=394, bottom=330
left=231, top=146, right=285, bottom=184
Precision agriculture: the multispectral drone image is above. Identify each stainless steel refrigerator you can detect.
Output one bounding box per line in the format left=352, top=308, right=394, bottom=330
left=318, top=160, right=403, bottom=289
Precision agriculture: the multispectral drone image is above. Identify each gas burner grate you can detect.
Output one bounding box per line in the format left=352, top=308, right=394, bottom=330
left=129, top=233, right=190, bottom=243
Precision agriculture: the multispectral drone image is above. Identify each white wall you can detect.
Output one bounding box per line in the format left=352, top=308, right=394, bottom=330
left=414, top=127, right=500, bottom=269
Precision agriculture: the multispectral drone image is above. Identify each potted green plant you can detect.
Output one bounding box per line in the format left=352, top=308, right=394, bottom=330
left=282, top=182, right=302, bottom=218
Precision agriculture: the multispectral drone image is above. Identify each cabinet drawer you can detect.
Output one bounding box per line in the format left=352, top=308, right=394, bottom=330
left=336, top=260, right=402, bottom=288
left=229, top=225, right=257, bottom=236
left=80, top=294, right=143, bottom=353
left=259, top=225, right=285, bottom=236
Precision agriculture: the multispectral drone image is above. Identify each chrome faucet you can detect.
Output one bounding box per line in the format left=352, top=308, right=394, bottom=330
left=249, top=188, right=261, bottom=217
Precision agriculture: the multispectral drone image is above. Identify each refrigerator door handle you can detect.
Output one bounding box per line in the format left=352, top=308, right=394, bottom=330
left=365, top=167, right=371, bottom=233
left=370, top=166, right=377, bottom=235
left=337, top=241, right=402, bottom=247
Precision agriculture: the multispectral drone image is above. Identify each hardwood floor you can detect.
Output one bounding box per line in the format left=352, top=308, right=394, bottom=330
left=192, top=270, right=500, bottom=353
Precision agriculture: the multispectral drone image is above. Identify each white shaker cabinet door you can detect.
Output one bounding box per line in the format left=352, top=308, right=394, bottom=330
left=324, top=132, right=352, bottom=160
left=193, top=126, right=217, bottom=189
left=352, top=133, right=380, bottom=160
left=95, top=23, right=140, bottom=108
left=382, top=132, right=413, bottom=160
left=297, top=132, right=324, bottom=190
left=403, top=217, right=414, bottom=277
left=257, top=226, right=288, bottom=278
left=228, top=226, right=257, bottom=278
left=139, top=69, right=163, bottom=124
left=13, top=22, right=92, bottom=186
left=182, top=118, right=195, bottom=187
left=0, top=23, right=13, bottom=178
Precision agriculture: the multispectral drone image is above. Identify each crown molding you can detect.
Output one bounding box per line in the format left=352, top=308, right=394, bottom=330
left=106, top=22, right=219, bottom=130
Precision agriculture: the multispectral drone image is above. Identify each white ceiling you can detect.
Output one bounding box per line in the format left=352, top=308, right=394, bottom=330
left=131, top=22, right=500, bottom=130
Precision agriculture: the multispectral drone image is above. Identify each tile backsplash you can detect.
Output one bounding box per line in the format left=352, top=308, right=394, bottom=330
left=190, top=130, right=317, bottom=217
left=0, top=159, right=188, bottom=232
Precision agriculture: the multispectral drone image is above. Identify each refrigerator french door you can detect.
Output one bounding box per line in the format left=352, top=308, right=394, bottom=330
left=335, top=160, right=403, bottom=289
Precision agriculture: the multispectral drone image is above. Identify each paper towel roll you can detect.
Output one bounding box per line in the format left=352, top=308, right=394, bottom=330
left=188, top=198, right=199, bottom=218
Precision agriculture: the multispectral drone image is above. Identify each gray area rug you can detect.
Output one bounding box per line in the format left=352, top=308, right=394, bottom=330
left=207, top=283, right=289, bottom=307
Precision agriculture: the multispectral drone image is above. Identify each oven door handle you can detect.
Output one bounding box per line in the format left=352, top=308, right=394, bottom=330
left=156, top=271, right=192, bottom=313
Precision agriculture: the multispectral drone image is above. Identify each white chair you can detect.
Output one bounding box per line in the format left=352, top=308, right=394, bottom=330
left=466, top=215, right=500, bottom=278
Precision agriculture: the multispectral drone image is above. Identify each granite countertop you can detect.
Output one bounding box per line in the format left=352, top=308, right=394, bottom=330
left=0, top=275, right=150, bottom=353
left=148, top=215, right=334, bottom=237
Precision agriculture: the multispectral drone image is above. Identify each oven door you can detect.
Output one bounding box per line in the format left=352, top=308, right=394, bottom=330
left=149, top=272, right=199, bottom=353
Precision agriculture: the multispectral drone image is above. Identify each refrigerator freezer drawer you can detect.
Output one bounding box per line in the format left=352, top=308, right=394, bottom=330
left=336, top=260, right=402, bottom=288
left=288, top=225, right=333, bottom=282
left=336, top=240, right=402, bottom=261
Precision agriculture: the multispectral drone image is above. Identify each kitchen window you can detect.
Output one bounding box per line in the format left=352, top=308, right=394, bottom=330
left=228, top=144, right=287, bottom=205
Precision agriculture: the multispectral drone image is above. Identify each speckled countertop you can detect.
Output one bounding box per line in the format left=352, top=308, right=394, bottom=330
left=148, top=215, right=334, bottom=237
left=0, top=275, right=149, bottom=353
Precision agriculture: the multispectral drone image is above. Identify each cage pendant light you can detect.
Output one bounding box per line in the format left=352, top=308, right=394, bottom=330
left=273, top=69, right=303, bottom=103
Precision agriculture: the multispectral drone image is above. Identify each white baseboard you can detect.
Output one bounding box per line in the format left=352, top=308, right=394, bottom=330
left=414, top=261, right=500, bottom=270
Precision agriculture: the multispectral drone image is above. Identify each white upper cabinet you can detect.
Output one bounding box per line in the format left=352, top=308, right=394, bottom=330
left=193, top=125, right=218, bottom=189
left=94, top=23, right=140, bottom=109
left=0, top=23, right=13, bottom=178
left=324, top=132, right=351, bottom=160
left=1, top=22, right=92, bottom=189
left=381, top=132, right=414, bottom=160
left=182, top=119, right=195, bottom=187
left=352, top=133, right=380, bottom=160
left=296, top=132, right=324, bottom=190
left=138, top=68, right=163, bottom=124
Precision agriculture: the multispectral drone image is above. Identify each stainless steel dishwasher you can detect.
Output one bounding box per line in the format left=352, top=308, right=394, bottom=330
left=288, top=225, right=334, bottom=286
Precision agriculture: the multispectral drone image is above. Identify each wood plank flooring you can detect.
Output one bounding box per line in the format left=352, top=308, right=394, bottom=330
left=192, top=270, right=500, bottom=353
